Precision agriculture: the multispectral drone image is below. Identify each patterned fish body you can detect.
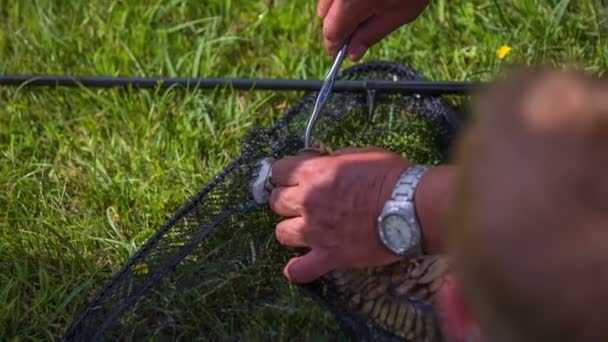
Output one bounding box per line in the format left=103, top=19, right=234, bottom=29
left=296, top=143, right=450, bottom=341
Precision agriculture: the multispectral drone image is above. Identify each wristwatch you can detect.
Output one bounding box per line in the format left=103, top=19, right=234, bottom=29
left=377, top=165, right=430, bottom=257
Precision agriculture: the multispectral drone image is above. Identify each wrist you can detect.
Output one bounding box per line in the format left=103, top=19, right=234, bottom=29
left=372, top=158, right=412, bottom=260
left=376, top=163, right=429, bottom=258
left=374, top=159, right=412, bottom=221
left=375, top=163, right=456, bottom=257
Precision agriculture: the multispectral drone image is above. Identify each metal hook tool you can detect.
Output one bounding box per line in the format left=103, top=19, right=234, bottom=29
left=303, top=37, right=351, bottom=148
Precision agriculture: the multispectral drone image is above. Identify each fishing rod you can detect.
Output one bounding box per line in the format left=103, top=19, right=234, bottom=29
left=0, top=75, right=481, bottom=95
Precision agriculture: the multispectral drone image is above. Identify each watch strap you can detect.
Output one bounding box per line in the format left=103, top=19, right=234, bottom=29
left=390, top=165, right=431, bottom=204
left=384, top=165, right=430, bottom=253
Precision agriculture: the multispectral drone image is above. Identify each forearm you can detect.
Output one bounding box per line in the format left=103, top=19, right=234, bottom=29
left=415, top=165, right=457, bottom=254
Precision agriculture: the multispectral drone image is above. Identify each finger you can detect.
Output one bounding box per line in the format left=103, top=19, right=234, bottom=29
left=346, top=13, right=407, bottom=61
left=332, top=146, right=386, bottom=155
left=275, top=217, right=308, bottom=248
left=270, top=155, right=313, bottom=187
left=283, top=250, right=335, bottom=283
left=316, top=0, right=333, bottom=18
left=323, top=0, right=374, bottom=56
left=347, top=2, right=428, bottom=61
left=269, top=186, right=302, bottom=217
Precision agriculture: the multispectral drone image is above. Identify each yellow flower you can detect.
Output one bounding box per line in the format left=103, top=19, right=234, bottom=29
left=132, top=262, right=149, bottom=275
left=496, top=44, right=512, bottom=60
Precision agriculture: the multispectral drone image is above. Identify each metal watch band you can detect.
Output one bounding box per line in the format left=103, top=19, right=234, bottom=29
left=387, top=165, right=431, bottom=239
left=390, top=165, right=431, bottom=204
left=377, top=164, right=430, bottom=257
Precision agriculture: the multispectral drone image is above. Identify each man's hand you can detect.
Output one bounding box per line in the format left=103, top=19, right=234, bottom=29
left=269, top=147, right=412, bottom=283
left=317, top=0, right=429, bottom=60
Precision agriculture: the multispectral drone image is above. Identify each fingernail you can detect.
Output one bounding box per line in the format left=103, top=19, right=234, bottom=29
left=283, top=264, right=296, bottom=282
left=289, top=263, right=299, bottom=277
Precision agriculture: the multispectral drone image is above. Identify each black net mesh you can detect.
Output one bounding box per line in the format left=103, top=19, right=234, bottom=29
left=63, top=61, right=463, bottom=341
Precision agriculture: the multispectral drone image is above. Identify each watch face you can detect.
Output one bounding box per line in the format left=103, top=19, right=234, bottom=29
left=382, top=214, right=412, bottom=252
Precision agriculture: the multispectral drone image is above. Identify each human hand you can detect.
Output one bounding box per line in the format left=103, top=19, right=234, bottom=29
left=317, top=0, right=429, bottom=60
left=268, top=147, right=412, bottom=283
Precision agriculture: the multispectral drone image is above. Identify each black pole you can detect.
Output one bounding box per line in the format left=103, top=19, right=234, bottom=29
left=0, top=75, right=480, bottom=95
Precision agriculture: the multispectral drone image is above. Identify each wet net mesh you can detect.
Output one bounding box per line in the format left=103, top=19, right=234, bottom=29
left=63, top=61, right=463, bottom=341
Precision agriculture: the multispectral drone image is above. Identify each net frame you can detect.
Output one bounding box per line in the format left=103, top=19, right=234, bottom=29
left=62, top=61, right=463, bottom=341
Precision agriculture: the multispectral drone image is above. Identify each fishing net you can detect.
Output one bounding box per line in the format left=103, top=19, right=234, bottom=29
left=63, top=61, right=463, bottom=341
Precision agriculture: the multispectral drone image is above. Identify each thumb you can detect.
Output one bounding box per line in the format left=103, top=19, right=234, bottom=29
left=283, top=250, right=334, bottom=283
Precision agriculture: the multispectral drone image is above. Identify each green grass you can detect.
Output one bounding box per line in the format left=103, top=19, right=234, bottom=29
left=0, top=0, right=606, bottom=340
